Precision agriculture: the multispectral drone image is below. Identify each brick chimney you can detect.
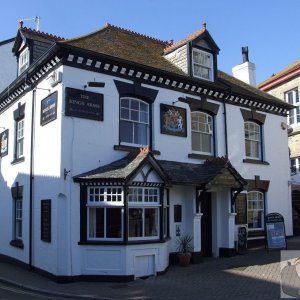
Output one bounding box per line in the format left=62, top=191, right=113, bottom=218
left=232, top=47, right=256, bottom=86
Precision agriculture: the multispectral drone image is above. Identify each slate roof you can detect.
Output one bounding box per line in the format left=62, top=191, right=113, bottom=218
left=12, top=26, right=64, bottom=53
left=218, top=71, right=291, bottom=108
left=73, top=150, right=148, bottom=182
left=61, top=23, right=292, bottom=110
left=158, top=157, right=247, bottom=187
left=61, top=23, right=185, bottom=76
left=74, top=149, right=246, bottom=188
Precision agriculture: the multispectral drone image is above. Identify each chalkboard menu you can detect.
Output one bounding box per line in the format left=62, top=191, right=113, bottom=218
left=41, top=92, right=58, bottom=126
left=41, top=199, right=51, bottom=242
left=65, top=87, right=103, bottom=121
left=265, top=213, right=286, bottom=250
left=237, top=225, right=248, bottom=253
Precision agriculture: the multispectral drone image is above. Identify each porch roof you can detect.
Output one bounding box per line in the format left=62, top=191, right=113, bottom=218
left=73, top=149, right=247, bottom=189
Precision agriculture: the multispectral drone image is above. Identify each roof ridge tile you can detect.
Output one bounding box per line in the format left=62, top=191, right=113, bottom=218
left=20, top=26, right=65, bottom=40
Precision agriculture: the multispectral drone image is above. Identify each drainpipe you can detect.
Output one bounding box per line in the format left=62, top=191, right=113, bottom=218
left=223, top=99, right=228, bottom=157
left=29, top=88, right=36, bottom=269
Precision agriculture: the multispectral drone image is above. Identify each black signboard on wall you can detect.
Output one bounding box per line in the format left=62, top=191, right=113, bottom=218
left=235, top=194, right=247, bottom=225
left=41, top=92, right=58, bottom=126
left=41, top=199, right=51, bottom=242
left=65, top=87, right=104, bottom=121
left=0, top=129, right=9, bottom=157
left=265, top=213, right=286, bottom=250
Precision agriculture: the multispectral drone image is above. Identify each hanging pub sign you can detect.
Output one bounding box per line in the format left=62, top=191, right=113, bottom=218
left=160, top=104, right=187, bottom=137
left=0, top=129, right=8, bottom=157
left=265, top=213, right=287, bottom=250
left=65, top=87, right=104, bottom=121
left=41, top=92, right=58, bottom=126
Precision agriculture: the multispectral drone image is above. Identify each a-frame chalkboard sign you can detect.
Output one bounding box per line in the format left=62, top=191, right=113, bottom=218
left=265, top=213, right=287, bottom=250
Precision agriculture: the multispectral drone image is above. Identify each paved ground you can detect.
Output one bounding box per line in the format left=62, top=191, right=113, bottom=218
left=0, top=237, right=299, bottom=300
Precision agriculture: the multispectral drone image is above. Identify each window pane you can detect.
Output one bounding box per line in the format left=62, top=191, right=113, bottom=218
left=201, top=133, right=211, bottom=153
left=120, top=120, right=133, bottom=143
left=131, top=110, right=139, bottom=121
left=120, top=108, right=129, bottom=120
left=134, top=123, right=148, bottom=145
left=129, top=208, right=143, bottom=237
left=144, top=208, right=158, bottom=237
left=130, top=99, right=139, bottom=110
left=121, top=98, right=129, bottom=108
left=192, top=131, right=201, bottom=151
left=106, top=208, right=122, bottom=238
left=89, top=208, right=104, bottom=238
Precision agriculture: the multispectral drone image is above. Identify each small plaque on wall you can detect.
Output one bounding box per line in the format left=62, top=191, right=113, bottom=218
left=65, top=87, right=104, bottom=121
left=41, top=92, right=58, bottom=126
left=41, top=199, right=51, bottom=242
left=160, top=104, right=187, bottom=137
left=0, top=129, right=8, bottom=157
left=174, top=204, right=182, bottom=222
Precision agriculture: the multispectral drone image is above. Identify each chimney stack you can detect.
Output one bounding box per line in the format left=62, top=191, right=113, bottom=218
left=232, top=47, right=256, bottom=86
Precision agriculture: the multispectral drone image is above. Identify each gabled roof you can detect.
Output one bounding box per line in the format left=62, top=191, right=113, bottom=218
left=73, top=147, right=169, bottom=185
left=61, top=23, right=185, bottom=76
left=74, top=149, right=246, bottom=189
left=12, top=26, right=64, bottom=54
left=258, top=58, right=300, bottom=91
left=163, top=23, right=220, bottom=55
left=159, top=156, right=247, bottom=188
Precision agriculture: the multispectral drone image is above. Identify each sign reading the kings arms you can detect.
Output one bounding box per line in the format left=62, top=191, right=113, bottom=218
left=65, top=87, right=104, bottom=121
left=41, top=92, right=58, bottom=126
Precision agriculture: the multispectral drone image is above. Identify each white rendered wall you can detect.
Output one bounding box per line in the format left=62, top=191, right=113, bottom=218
left=0, top=62, right=293, bottom=277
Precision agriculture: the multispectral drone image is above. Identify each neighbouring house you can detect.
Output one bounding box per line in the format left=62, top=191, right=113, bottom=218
left=0, top=21, right=293, bottom=282
left=0, top=37, right=17, bottom=92
left=259, top=60, right=300, bottom=236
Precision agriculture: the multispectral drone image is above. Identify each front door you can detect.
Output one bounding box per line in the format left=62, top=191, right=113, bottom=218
left=201, top=192, right=212, bottom=256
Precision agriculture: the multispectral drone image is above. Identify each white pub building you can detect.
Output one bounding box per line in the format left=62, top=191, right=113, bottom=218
left=0, top=22, right=293, bottom=281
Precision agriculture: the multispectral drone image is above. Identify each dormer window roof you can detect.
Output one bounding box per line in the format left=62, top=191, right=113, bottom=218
left=163, top=23, right=220, bottom=82
left=12, top=24, right=64, bottom=76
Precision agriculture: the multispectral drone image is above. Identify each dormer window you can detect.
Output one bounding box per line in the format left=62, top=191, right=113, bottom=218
left=192, top=49, right=214, bottom=81
left=18, top=48, right=29, bottom=75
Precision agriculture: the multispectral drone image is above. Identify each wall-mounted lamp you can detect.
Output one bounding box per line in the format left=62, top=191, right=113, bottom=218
left=64, top=168, right=71, bottom=180
left=281, top=122, right=287, bottom=130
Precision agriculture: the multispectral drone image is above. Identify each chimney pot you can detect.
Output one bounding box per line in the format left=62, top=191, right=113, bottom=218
left=242, top=46, right=249, bottom=63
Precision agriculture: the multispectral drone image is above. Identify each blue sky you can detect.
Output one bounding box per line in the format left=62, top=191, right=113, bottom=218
left=1, top=0, right=300, bottom=84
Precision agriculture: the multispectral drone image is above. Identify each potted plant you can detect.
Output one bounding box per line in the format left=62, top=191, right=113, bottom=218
left=176, top=234, right=193, bottom=266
